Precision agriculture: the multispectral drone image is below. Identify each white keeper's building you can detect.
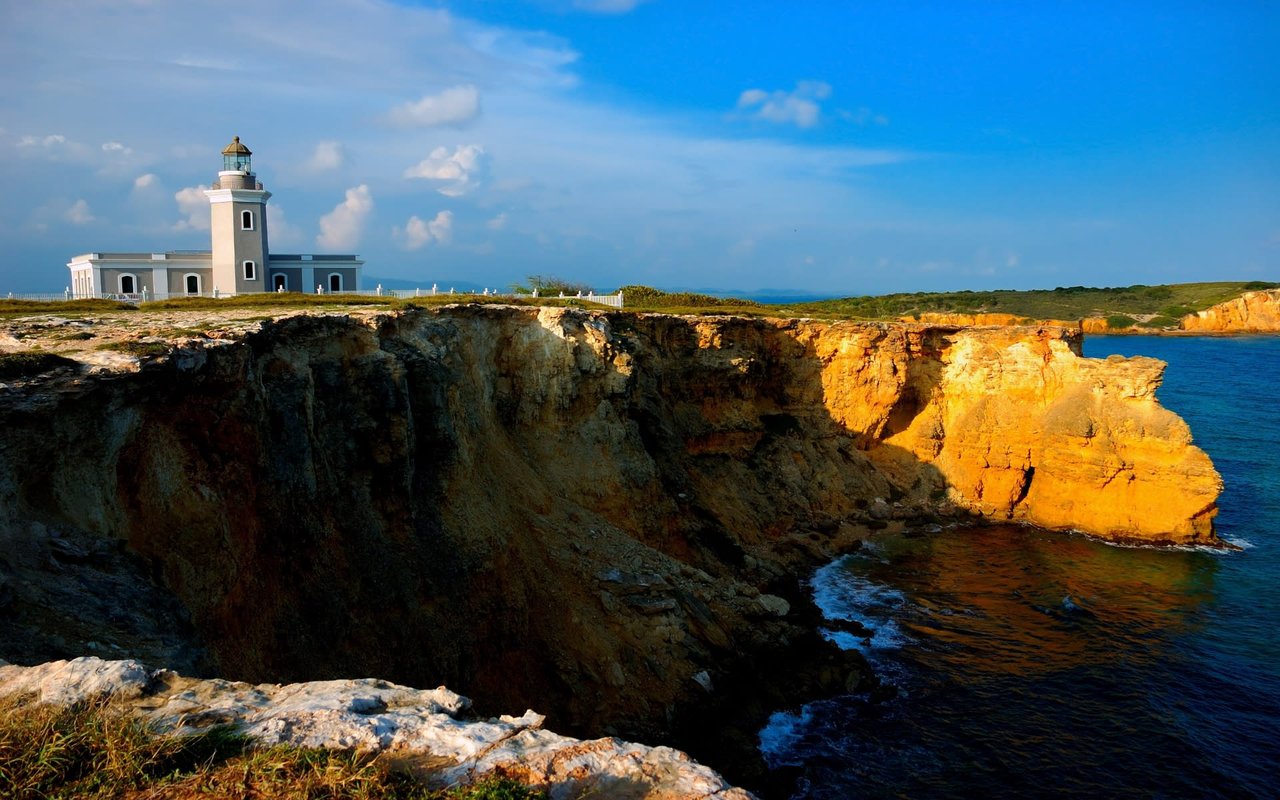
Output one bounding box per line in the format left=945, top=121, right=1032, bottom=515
left=68, top=137, right=363, bottom=299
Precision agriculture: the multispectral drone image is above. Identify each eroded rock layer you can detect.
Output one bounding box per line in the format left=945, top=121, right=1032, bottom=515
left=0, top=306, right=1221, bottom=788
left=1180, top=289, right=1280, bottom=332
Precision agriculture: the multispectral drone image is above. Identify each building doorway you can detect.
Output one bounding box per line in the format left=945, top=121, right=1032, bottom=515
left=273, top=274, right=288, bottom=292
left=328, top=273, right=343, bottom=293
left=185, top=274, right=201, bottom=296
left=119, top=274, right=137, bottom=294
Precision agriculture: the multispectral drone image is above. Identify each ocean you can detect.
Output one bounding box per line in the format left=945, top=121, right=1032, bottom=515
left=760, top=335, right=1280, bottom=799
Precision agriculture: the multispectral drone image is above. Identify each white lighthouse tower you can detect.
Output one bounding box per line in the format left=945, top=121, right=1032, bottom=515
left=205, top=136, right=270, bottom=294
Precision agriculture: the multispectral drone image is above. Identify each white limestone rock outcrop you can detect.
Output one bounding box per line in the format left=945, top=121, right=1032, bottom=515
left=0, top=657, right=753, bottom=800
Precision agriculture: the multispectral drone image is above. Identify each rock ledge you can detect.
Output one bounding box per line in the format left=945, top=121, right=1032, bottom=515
left=0, top=657, right=753, bottom=800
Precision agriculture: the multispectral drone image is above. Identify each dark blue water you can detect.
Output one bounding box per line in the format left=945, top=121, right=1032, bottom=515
left=762, top=335, right=1280, bottom=799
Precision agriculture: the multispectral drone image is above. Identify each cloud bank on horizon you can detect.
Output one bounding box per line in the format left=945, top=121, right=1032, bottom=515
left=0, top=0, right=1275, bottom=294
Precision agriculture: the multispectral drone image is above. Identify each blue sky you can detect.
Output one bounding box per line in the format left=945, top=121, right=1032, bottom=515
left=0, top=0, right=1276, bottom=294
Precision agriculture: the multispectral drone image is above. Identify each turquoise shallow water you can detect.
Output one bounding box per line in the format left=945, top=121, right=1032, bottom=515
left=761, top=335, right=1280, bottom=799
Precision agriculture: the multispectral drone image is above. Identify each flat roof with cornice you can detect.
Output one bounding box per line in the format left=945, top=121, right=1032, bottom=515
left=69, top=251, right=361, bottom=264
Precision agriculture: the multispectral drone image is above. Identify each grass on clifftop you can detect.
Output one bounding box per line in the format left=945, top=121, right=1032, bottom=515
left=0, top=697, right=547, bottom=800
left=0, top=292, right=618, bottom=318
left=785, top=281, right=1279, bottom=322
left=2, top=281, right=1273, bottom=324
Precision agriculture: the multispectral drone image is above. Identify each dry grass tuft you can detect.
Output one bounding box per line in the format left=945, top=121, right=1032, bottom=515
left=0, top=696, right=545, bottom=800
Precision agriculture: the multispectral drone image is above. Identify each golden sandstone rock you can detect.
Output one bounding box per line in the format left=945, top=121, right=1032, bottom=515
left=842, top=324, right=1222, bottom=544
left=1180, top=289, right=1280, bottom=332
left=908, top=311, right=1081, bottom=329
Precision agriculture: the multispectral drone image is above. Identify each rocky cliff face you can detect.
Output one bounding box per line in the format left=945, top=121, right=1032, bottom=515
left=907, top=312, right=1081, bottom=329
left=0, top=305, right=1222, bottom=791
left=1180, top=289, right=1280, bottom=332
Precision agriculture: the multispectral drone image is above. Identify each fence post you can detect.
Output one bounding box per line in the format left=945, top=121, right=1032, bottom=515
left=64, top=287, right=71, bottom=301
left=214, top=287, right=220, bottom=298
left=376, top=284, right=383, bottom=296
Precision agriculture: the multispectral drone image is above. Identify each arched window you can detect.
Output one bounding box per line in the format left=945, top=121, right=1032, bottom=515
left=243, top=260, right=256, bottom=280
left=184, top=273, right=202, bottom=296
left=119, top=273, right=137, bottom=294
left=241, top=210, right=254, bottom=230
left=273, top=274, right=287, bottom=291
left=328, top=272, right=343, bottom=293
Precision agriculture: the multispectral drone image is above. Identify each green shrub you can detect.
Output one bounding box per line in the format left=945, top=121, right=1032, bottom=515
left=95, top=341, right=170, bottom=357
left=514, top=275, right=594, bottom=295
left=1104, top=314, right=1136, bottom=329
left=1138, top=315, right=1178, bottom=328
left=616, top=285, right=761, bottom=308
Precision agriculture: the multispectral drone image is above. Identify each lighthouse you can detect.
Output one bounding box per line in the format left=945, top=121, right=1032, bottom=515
left=67, top=135, right=362, bottom=299
left=205, top=136, right=270, bottom=294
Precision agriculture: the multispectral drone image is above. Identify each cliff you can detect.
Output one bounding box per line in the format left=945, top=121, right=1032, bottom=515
left=0, top=657, right=751, bottom=799
left=906, top=312, right=1081, bottom=329
left=1180, top=289, right=1280, bottom=332
left=0, top=305, right=1222, bottom=791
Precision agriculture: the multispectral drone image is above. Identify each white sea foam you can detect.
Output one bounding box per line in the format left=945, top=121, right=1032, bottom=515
left=810, top=555, right=909, bottom=652
left=757, top=707, right=813, bottom=764
left=819, top=624, right=906, bottom=652
left=1055, top=526, right=1251, bottom=555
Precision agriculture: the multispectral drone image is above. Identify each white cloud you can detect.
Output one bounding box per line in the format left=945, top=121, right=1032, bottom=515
left=317, top=185, right=373, bottom=250
left=0, top=1, right=930, bottom=294
left=19, top=133, right=67, bottom=149
left=404, top=144, right=485, bottom=196
left=486, top=212, right=508, bottom=231
left=735, top=81, right=832, bottom=128
left=173, top=185, right=210, bottom=230
left=389, top=85, right=481, bottom=127
left=396, top=210, right=454, bottom=250
left=133, top=173, right=158, bottom=190
left=16, top=134, right=91, bottom=163
left=65, top=199, right=94, bottom=224
left=305, top=140, right=344, bottom=172
left=101, top=141, right=133, bottom=156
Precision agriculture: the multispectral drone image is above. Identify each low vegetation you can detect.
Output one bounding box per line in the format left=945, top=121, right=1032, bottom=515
left=616, top=285, right=763, bottom=313
left=0, top=281, right=1272, bottom=327
left=94, top=340, right=171, bottom=357
left=0, top=697, right=547, bottom=800
left=511, top=274, right=594, bottom=296
left=0, top=299, right=134, bottom=317
left=785, top=281, right=1278, bottom=323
